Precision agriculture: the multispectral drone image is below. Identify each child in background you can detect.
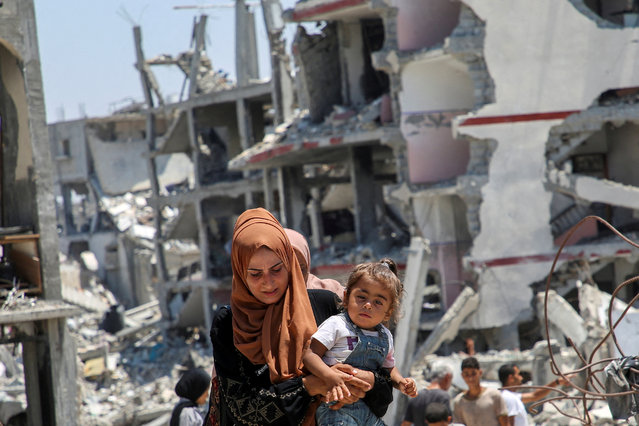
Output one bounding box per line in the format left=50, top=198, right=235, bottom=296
left=425, top=402, right=453, bottom=426
left=170, top=368, right=211, bottom=426
left=303, top=258, right=417, bottom=425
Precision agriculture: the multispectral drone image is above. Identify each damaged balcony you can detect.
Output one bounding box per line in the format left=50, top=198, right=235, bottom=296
left=540, top=87, right=639, bottom=306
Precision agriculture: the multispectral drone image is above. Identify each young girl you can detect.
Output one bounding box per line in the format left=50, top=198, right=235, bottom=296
left=303, top=258, right=417, bottom=425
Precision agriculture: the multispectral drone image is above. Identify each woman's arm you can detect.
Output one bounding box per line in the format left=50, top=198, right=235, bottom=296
left=327, top=364, right=393, bottom=416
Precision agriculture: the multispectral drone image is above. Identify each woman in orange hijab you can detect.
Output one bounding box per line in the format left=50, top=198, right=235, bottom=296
left=205, top=208, right=392, bottom=425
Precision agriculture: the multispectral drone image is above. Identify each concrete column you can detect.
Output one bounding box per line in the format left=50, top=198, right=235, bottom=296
left=306, top=167, right=324, bottom=249
left=21, top=318, right=78, bottom=426
left=22, top=331, right=42, bottom=426
left=134, top=26, right=169, bottom=318
left=383, top=237, right=431, bottom=425
left=260, top=0, right=294, bottom=123
left=22, top=0, right=64, bottom=302
left=116, top=235, right=135, bottom=307
left=349, top=146, right=377, bottom=245
left=45, top=318, right=78, bottom=426
left=277, top=166, right=306, bottom=229
left=236, top=99, right=255, bottom=208
left=195, top=201, right=212, bottom=336
left=263, top=168, right=274, bottom=211
left=308, top=186, right=324, bottom=249
left=236, top=0, right=259, bottom=87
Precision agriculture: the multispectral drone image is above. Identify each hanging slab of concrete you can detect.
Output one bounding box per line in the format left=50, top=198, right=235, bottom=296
left=413, top=285, right=479, bottom=359
left=536, top=289, right=586, bottom=347
left=87, top=134, right=193, bottom=196
left=579, top=282, right=639, bottom=357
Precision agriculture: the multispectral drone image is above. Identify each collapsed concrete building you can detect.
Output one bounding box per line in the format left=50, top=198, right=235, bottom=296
left=45, top=0, right=639, bottom=423
left=0, top=2, right=80, bottom=425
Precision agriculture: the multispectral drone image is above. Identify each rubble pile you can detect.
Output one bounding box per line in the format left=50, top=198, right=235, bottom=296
left=0, top=254, right=214, bottom=426
left=230, top=95, right=387, bottom=168
left=75, top=320, right=212, bottom=426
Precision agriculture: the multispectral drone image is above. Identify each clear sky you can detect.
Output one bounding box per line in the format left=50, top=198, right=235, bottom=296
left=33, top=1, right=277, bottom=123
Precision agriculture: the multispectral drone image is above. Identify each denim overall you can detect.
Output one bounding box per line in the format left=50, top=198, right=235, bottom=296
left=315, top=313, right=389, bottom=425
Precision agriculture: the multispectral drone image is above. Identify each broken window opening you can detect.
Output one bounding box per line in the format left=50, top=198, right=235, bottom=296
left=60, top=139, right=70, bottom=157
left=360, top=18, right=389, bottom=104
left=422, top=269, right=442, bottom=313
left=583, top=0, right=639, bottom=26
left=321, top=208, right=355, bottom=246
left=598, top=87, right=639, bottom=106
left=198, top=128, right=242, bottom=185
left=57, top=185, right=95, bottom=236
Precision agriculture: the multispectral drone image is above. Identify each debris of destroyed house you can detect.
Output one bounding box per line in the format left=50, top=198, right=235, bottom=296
left=229, top=94, right=388, bottom=169
left=65, top=283, right=213, bottom=424
left=516, top=215, right=639, bottom=424
left=404, top=216, right=639, bottom=425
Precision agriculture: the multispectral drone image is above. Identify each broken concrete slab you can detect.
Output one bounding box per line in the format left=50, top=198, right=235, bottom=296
left=536, top=289, right=587, bottom=347
left=414, top=285, right=479, bottom=358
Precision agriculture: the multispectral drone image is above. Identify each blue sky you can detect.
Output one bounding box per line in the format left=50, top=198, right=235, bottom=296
left=34, top=1, right=279, bottom=123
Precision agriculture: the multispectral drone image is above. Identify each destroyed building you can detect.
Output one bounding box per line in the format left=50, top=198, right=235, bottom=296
left=0, top=1, right=80, bottom=425
left=44, top=0, right=639, bottom=423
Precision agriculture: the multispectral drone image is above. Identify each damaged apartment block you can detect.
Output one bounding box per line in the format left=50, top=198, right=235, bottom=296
left=0, top=1, right=79, bottom=425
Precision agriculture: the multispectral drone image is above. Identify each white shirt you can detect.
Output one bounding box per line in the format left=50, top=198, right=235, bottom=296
left=501, top=389, right=528, bottom=426
left=311, top=314, right=395, bottom=368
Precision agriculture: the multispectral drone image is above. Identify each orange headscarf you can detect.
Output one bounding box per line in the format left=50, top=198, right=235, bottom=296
left=231, top=208, right=317, bottom=383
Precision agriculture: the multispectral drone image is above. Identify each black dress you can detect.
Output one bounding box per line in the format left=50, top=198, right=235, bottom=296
left=207, top=289, right=393, bottom=425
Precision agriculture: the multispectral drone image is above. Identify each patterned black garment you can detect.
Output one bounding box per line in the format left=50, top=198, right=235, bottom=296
left=206, top=289, right=393, bottom=425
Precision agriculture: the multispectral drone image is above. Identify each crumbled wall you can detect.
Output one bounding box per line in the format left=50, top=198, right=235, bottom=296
left=455, top=0, right=639, bottom=329
left=446, top=5, right=494, bottom=109
left=87, top=135, right=193, bottom=196
left=293, top=23, right=342, bottom=123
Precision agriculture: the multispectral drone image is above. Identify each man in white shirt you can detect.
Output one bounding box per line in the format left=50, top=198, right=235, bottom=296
left=498, top=364, right=571, bottom=426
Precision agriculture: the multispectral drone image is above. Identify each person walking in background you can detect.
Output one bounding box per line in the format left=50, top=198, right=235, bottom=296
left=402, top=361, right=454, bottom=425
left=498, top=363, right=572, bottom=426
left=452, top=356, right=508, bottom=426
left=303, top=258, right=417, bottom=425
left=424, top=402, right=453, bottom=426
left=170, top=368, right=211, bottom=426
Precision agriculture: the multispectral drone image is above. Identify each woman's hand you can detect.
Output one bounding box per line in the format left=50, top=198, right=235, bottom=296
left=327, top=364, right=373, bottom=410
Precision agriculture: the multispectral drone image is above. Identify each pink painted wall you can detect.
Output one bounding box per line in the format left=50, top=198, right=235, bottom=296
left=553, top=219, right=597, bottom=247
left=432, top=243, right=472, bottom=309
left=402, top=111, right=470, bottom=183
left=396, top=0, right=461, bottom=51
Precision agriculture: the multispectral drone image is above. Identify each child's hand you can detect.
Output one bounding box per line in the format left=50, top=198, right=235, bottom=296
left=324, top=382, right=351, bottom=402
left=398, top=377, right=417, bottom=397
left=323, top=372, right=351, bottom=402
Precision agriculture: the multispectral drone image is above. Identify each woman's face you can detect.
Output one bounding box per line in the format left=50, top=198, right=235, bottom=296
left=246, top=246, right=289, bottom=304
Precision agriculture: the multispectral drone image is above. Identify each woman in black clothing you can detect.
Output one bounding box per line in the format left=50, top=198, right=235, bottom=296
left=204, top=208, right=392, bottom=425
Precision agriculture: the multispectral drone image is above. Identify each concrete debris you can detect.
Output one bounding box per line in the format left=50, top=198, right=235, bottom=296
left=414, top=286, right=479, bottom=358
left=53, top=281, right=213, bottom=425
left=146, top=52, right=234, bottom=95
left=229, top=95, right=387, bottom=170
left=536, top=289, right=587, bottom=347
